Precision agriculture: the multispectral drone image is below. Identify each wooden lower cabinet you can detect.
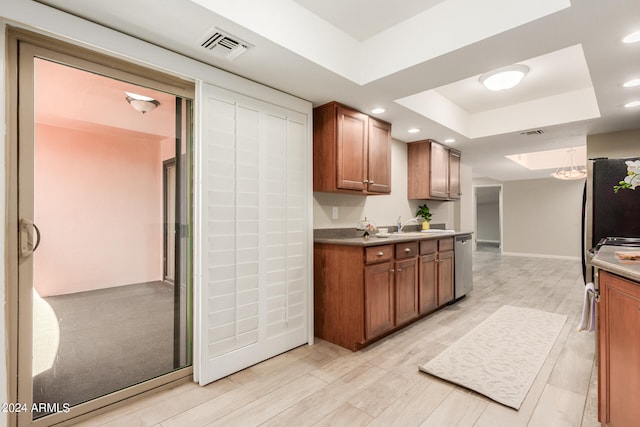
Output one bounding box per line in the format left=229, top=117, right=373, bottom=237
left=394, top=257, right=419, bottom=325
left=419, top=238, right=454, bottom=312
left=419, top=253, right=438, bottom=313
left=598, top=270, right=640, bottom=426
left=364, top=261, right=395, bottom=340
left=314, top=237, right=454, bottom=351
left=437, top=247, right=455, bottom=306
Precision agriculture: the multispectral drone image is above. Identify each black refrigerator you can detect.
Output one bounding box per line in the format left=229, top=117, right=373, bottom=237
left=583, top=157, right=640, bottom=282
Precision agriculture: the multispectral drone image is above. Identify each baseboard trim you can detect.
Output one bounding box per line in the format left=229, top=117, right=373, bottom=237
left=477, top=239, right=501, bottom=244
left=501, top=251, right=581, bottom=261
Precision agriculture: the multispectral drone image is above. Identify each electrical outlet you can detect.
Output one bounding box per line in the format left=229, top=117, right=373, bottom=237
left=332, top=206, right=339, bottom=219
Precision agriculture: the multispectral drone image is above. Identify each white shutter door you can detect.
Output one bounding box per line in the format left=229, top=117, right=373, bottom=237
left=197, top=83, right=310, bottom=385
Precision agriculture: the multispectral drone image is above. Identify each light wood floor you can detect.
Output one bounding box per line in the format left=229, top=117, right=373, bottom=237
left=75, top=246, right=600, bottom=426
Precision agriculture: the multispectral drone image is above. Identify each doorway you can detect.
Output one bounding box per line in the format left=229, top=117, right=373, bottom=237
left=7, top=29, right=194, bottom=426
left=474, top=186, right=503, bottom=251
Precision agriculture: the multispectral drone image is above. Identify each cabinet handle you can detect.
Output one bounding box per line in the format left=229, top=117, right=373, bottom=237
left=397, top=268, right=402, bottom=272
left=404, top=248, right=411, bottom=253
left=370, top=180, right=375, bottom=184
left=363, top=180, right=369, bottom=184
left=376, top=251, right=384, bottom=256
left=390, top=269, right=395, bottom=272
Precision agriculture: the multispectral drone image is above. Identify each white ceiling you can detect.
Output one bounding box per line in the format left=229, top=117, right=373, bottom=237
left=35, top=0, right=640, bottom=181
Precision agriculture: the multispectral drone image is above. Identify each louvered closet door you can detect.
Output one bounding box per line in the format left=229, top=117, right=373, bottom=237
left=197, top=83, right=310, bottom=385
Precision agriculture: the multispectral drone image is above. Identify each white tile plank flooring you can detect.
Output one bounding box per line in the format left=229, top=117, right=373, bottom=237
left=75, top=246, right=599, bottom=426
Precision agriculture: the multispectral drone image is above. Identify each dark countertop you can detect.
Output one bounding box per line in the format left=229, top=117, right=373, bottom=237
left=592, top=245, right=640, bottom=282
left=314, top=230, right=474, bottom=247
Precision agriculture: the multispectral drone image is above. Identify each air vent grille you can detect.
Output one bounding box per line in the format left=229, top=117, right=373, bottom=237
left=200, top=28, right=251, bottom=60
left=520, top=129, right=544, bottom=135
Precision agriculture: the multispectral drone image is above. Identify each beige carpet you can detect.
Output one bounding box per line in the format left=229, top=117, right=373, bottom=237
left=419, top=305, right=567, bottom=410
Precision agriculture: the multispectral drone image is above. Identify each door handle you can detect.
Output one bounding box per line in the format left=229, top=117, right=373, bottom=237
left=19, top=219, right=41, bottom=258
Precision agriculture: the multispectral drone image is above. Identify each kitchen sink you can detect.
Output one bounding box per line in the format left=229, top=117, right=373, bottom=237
left=391, top=232, right=426, bottom=237
left=392, top=230, right=456, bottom=237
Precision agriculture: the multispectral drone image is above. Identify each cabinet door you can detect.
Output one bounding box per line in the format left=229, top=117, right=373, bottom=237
left=599, top=271, right=640, bottom=427
left=449, top=150, right=461, bottom=199
left=437, top=250, right=455, bottom=306
left=430, top=142, right=449, bottom=199
left=395, top=258, right=419, bottom=324
left=407, top=140, right=430, bottom=200
left=367, top=117, right=391, bottom=193
left=337, top=106, right=368, bottom=191
left=364, top=261, right=395, bottom=340
left=419, top=253, right=438, bottom=313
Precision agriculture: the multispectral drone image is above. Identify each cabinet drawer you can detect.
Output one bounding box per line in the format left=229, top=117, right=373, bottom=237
left=438, top=237, right=454, bottom=252
left=395, top=241, right=418, bottom=259
left=365, top=245, right=393, bottom=264
left=420, top=240, right=437, bottom=255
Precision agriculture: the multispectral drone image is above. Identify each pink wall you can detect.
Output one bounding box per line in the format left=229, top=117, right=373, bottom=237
left=34, top=124, right=165, bottom=296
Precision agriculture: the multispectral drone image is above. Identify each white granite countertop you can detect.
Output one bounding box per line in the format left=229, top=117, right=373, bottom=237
left=314, top=230, right=473, bottom=247
left=591, top=245, right=640, bottom=282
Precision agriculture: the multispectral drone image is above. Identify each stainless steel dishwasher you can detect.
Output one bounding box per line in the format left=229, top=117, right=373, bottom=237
left=454, top=233, right=473, bottom=300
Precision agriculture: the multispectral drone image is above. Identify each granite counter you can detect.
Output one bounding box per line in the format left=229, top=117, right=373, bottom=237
left=591, top=245, right=640, bottom=282
left=314, top=230, right=473, bottom=247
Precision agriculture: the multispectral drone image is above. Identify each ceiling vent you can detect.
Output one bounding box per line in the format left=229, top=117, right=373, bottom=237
left=200, top=28, right=252, bottom=60
left=520, top=129, right=544, bottom=135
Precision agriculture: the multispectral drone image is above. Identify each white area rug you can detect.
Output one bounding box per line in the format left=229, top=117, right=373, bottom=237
left=419, top=305, right=567, bottom=410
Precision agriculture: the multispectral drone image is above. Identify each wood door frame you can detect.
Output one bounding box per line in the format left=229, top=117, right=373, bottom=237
left=6, top=27, right=194, bottom=427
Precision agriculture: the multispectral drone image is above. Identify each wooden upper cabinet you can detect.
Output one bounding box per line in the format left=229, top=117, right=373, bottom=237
left=313, top=102, right=391, bottom=195
left=367, top=117, right=392, bottom=193
left=408, top=139, right=461, bottom=200
left=430, top=141, right=449, bottom=199
left=448, top=149, right=461, bottom=199
left=337, top=106, right=368, bottom=191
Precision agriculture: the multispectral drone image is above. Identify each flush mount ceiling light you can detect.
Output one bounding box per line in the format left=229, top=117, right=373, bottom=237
left=623, top=78, right=640, bottom=88
left=371, top=107, right=385, bottom=114
left=408, top=128, right=421, bottom=134
left=125, top=91, right=160, bottom=114
left=444, top=138, right=456, bottom=143
left=624, top=100, right=640, bottom=108
left=623, top=30, right=640, bottom=44
left=479, top=64, right=529, bottom=91
left=551, top=148, right=586, bottom=180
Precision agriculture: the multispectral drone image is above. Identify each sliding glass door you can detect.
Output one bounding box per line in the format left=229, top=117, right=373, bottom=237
left=9, top=30, right=193, bottom=426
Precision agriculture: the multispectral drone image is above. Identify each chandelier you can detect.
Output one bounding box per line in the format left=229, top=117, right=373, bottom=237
left=551, top=149, right=586, bottom=180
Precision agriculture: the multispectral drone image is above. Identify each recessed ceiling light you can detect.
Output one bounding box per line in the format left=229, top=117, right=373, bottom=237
left=444, top=138, right=456, bottom=143
left=623, top=78, right=640, bottom=88
left=623, top=30, right=640, bottom=44
left=408, top=128, right=420, bottom=134
left=624, top=100, right=640, bottom=108
left=479, top=64, right=529, bottom=91
left=371, top=107, right=385, bottom=114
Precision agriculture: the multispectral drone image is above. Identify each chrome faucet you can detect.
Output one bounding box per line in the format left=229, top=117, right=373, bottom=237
left=396, top=216, right=421, bottom=233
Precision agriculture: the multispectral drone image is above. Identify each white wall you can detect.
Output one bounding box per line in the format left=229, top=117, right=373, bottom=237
left=587, top=128, right=640, bottom=159
left=456, top=162, right=474, bottom=232
left=502, top=178, right=584, bottom=259
left=313, top=139, right=455, bottom=229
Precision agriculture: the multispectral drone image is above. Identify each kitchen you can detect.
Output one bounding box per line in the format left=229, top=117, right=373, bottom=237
left=1, top=0, right=640, bottom=426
